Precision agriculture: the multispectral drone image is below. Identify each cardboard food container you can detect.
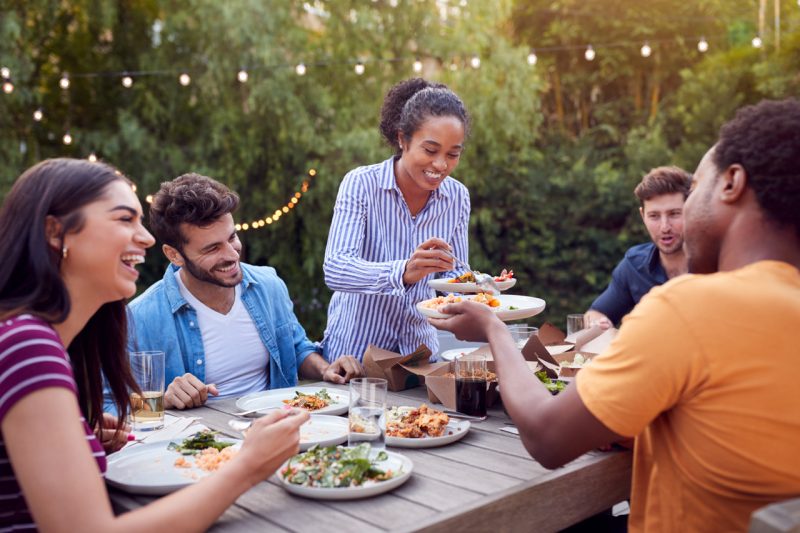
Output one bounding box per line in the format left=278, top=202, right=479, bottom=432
left=521, top=322, right=617, bottom=380
left=362, top=344, right=449, bottom=392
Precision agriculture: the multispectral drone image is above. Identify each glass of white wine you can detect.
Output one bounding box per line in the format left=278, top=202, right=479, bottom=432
left=129, top=351, right=165, bottom=431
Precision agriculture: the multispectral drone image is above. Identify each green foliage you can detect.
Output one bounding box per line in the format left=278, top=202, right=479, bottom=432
left=1, top=0, right=799, bottom=338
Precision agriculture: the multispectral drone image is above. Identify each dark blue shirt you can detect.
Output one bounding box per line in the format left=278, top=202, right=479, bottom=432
left=590, top=242, right=667, bottom=325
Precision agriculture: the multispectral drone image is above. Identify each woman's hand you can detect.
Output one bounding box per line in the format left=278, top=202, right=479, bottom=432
left=95, top=413, right=130, bottom=454
left=236, top=409, right=310, bottom=486
left=403, top=237, right=456, bottom=285
left=428, top=300, right=503, bottom=343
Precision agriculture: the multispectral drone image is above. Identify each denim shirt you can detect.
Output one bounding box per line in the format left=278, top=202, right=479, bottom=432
left=104, top=263, right=317, bottom=413
left=590, top=242, right=668, bottom=325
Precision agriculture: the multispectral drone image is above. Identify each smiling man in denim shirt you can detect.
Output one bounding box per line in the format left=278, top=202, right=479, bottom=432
left=125, top=173, right=362, bottom=410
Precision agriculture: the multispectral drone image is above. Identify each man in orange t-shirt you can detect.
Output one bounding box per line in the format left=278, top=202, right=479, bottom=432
left=430, top=98, right=800, bottom=532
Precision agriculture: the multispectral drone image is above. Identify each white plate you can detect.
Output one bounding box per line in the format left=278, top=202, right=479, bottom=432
left=387, top=419, right=470, bottom=448
left=439, top=347, right=479, bottom=361
left=417, top=294, right=546, bottom=322
left=277, top=448, right=413, bottom=500
left=105, top=438, right=241, bottom=495
left=428, top=277, right=516, bottom=293
left=300, top=415, right=348, bottom=451
left=236, top=386, right=349, bottom=416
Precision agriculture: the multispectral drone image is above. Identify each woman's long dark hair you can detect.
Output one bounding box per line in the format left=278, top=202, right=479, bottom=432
left=0, top=158, right=139, bottom=431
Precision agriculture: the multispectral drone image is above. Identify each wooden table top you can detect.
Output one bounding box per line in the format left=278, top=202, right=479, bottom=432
left=109, top=383, right=632, bottom=533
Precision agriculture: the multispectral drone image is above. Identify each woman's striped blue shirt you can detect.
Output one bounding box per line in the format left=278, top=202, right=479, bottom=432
left=321, top=156, right=470, bottom=361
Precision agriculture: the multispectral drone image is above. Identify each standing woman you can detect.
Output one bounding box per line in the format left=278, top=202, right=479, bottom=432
left=323, top=78, right=471, bottom=361
left=0, top=158, right=307, bottom=531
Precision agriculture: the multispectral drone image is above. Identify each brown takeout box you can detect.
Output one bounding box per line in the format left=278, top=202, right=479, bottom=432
left=521, top=322, right=617, bottom=379
left=362, top=344, right=448, bottom=392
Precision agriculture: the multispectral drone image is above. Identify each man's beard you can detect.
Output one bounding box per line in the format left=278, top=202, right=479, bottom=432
left=182, top=256, right=241, bottom=288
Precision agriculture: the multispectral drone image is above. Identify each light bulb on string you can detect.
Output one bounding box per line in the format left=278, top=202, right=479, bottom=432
left=33, top=108, right=43, bottom=121
left=242, top=223, right=249, bottom=231
left=470, top=55, right=481, bottom=69
left=294, top=192, right=302, bottom=199
left=0, top=67, right=9, bottom=79
left=527, top=51, right=538, bottom=66
left=295, top=63, right=306, bottom=76
left=585, top=45, right=596, bottom=61
left=146, top=195, right=154, bottom=204
left=282, top=206, right=289, bottom=213
left=751, top=36, right=763, bottom=48
left=640, top=42, right=652, bottom=57
left=266, top=217, right=273, bottom=225
left=122, top=75, right=133, bottom=88
left=2, top=81, right=13, bottom=94
left=237, top=69, right=248, bottom=83
left=131, top=184, right=137, bottom=192
left=354, top=62, right=365, bottom=75
left=179, top=73, right=191, bottom=86
left=235, top=224, right=242, bottom=231
left=698, top=37, right=709, bottom=53
left=308, top=168, right=317, bottom=176
left=59, top=75, right=70, bottom=90
left=291, top=197, right=298, bottom=204
left=88, top=153, right=97, bottom=162
left=413, top=59, right=423, bottom=73
left=62, top=132, right=72, bottom=145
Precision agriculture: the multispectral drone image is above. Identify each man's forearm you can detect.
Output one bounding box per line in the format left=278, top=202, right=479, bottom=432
left=298, top=353, right=329, bottom=380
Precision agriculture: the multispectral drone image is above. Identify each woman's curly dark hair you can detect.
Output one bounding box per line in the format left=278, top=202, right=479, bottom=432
left=379, top=78, right=470, bottom=154
left=713, top=98, right=800, bottom=236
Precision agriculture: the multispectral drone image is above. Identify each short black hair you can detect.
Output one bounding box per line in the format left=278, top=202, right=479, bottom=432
left=379, top=77, right=470, bottom=154
left=150, top=173, right=239, bottom=249
left=713, top=98, right=800, bottom=236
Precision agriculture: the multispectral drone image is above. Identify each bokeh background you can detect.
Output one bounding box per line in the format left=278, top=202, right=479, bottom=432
left=1, top=0, right=798, bottom=337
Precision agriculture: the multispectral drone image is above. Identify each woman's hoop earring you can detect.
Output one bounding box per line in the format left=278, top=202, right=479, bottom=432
left=61, top=246, right=68, bottom=259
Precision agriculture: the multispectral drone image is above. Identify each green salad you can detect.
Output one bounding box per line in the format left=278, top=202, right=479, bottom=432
left=168, top=430, right=235, bottom=455
left=281, top=443, right=396, bottom=488
left=535, top=371, right=568, bottom=395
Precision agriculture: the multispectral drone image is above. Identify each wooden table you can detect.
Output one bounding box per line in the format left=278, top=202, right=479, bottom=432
left=109, top=383, right=632, bottom=533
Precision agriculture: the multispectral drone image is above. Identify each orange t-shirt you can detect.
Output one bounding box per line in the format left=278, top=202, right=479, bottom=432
left=577, top=261, right=800, bottom=532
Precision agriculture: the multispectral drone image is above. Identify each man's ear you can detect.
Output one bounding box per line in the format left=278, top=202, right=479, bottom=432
left=163, top=244, right=184, bottom=267
left=44, top=215, right=63, bottom=252
left=720, top=163, right=748, bottom=204
left=639, top=206, right=645, bottom=222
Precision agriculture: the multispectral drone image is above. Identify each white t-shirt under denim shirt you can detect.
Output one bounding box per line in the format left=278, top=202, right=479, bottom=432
left=175, top=270, right=269, bottom=396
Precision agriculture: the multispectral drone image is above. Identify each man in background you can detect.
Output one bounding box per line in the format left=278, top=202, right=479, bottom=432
left=586, top=166, right=691, bottom=328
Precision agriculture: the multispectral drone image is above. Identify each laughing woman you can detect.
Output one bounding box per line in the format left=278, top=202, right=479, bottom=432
left=322, top=78, right=471, bottom=362
left=0, top=159, right=307, bottom=531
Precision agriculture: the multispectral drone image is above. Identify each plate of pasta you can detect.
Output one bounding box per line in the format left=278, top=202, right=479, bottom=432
left=416, top=294, right=546, bottom=322
left=385, top=404, right=470, bottom=448
left=235, top=387, right=349, bottom=416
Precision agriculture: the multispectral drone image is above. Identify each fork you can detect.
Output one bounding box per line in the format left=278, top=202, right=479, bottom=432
left=438, top=249, right=500, bottom=295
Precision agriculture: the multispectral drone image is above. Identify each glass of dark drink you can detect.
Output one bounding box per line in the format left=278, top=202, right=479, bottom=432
left=455, top=354, right=487, bottom=417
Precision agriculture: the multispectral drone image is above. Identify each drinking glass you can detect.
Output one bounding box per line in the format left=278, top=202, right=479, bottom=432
left=455, top=354, right=487, bottom=417
left=348, top=378, right=387, bottom=450
left=566, top=314, right=587, bottom=337
left=129, top=351, right=165, bottom=431
left=508, top=325, right=539, bottom=349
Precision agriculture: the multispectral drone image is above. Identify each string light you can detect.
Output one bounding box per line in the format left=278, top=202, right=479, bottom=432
left=354, top=62, right=365, bottom=75
left=527, top=50, right=538, bottom=66
left=62, top=132, right=72, bottom=145
left=308, top=168, right=317, bottom=176
left=32, top=108, right=43, bottom=121
left=470, top=55, right=481, bottom=69
left=88, top=152, right=97, bottom=162
left=59, top=75, right=70, bottom=90
left=0, top=67, right=9, bottom=78
left=145, top=194, right=153, bottom=203
left=295, top=63, right=306, bottom=76
left=237, top=69, right=248, bottom=83
left=413, top=59, right=423, bottom=73
left=2, top=81, right=12, bottom=94
left=585, top=45, right=596, bottom=61
left=698, top=37, right=709, bottom=53
left=131, top=184, right=137, bottom=192
left=179, top=73, right=191, bottom=86
left=122, top=75, right=133, bottom=88
left=640, top=42, right=652, bottom=57
left=751, top=36, right=763, bottom=48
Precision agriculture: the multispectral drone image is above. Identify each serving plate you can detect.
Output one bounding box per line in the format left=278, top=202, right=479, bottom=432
left=386, top=418, right=470, bottom=448
left=417, top=294, right=546, bottom=322
left=277, top=448, right=413, bottom=500
left=299, top=415, right=349, bottom=451
left=428, top=277, right=516, bottom=293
